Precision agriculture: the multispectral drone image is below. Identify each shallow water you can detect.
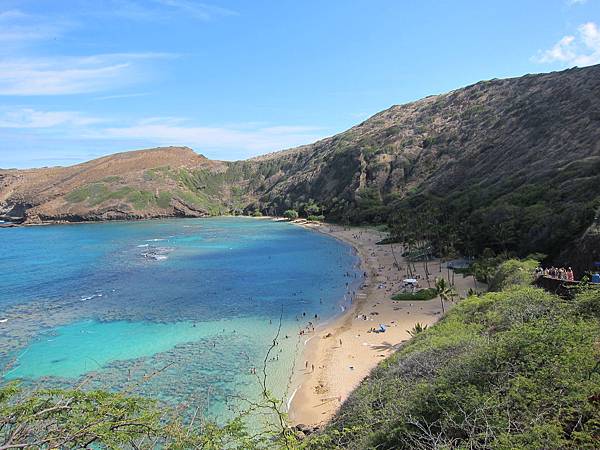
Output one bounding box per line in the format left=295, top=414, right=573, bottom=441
left=0, top=217, right=360, bottom=423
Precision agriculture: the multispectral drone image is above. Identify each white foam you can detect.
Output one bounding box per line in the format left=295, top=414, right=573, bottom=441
left=81, top=293, right=102, bottom=301
left=287, top=386, right=300, bottom=411
left=304, top=335, right=316, bottom=345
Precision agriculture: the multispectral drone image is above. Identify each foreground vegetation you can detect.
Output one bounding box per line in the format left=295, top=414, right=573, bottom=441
left=305, top=270, right=600, bottom=448
left=0, top=384, right=257, bottom=449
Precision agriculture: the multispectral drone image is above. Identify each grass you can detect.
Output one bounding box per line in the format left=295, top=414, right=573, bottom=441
left=156, top=191, right=172, bottom=208
left=66, top=184, right=135, bottom=206
left=391, top=287, right=437, bottom=301
left=66, top=183, right=168, bottom=210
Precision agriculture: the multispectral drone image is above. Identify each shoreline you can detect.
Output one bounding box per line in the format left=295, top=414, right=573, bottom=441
left=286, top=220, right=480, bottom=427
left=2, top=214, right=478, bottom=427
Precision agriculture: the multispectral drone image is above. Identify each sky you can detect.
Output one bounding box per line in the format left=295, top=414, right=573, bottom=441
left=0, top=0, right=599, bottom=168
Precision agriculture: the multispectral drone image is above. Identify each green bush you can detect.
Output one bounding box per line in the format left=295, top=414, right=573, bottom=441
left=488, top=258, right=539, bottom=291
left=283, top=209, right=299, bottom=220
left=391, top=288, right=437, bottom=301
left=307, top=215, right=325, bottom=222
left=0, top=382, right=275, bottom=448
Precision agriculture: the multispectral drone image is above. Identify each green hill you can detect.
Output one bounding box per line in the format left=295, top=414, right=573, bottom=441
left=303, top=264, right=600, bottom=449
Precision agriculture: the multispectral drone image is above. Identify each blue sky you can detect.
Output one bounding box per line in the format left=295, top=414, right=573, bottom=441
left=0, top=0, right=599, bottom=168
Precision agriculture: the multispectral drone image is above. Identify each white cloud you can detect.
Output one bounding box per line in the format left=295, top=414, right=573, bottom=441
left=0, top=53, right=174, bottom=96
left=100, top=0, right=237, bottom=22
left=0, top=108, right=102, bottom=128
left=0, top=9, right=68, bottom=43
left=153, top=0, right=237, bottom=20
left=96, top=121, right=325, bottom=155
left=94, top=92, right=150, bottom=101
left=0, top=107, right=326, bottom=158
left=534, top=21, right=600, bottom=66
left=0, top=9, right=28, bottom=20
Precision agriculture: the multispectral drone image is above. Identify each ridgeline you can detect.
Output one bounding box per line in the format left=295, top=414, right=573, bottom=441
left=1, top=65, right=599, bottom=266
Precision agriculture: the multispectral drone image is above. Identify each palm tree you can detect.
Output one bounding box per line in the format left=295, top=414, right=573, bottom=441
left=407, top=322, right=428, bottom=337
left=435, top=277, right=454, bottom=314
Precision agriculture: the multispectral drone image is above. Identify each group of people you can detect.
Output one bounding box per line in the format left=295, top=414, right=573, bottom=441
left=534, top=266, right=575, bottom=281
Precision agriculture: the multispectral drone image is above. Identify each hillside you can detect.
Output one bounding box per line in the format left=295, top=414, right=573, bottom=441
left=0, top=147, right=234, bottom=222
left=1, top=65, right=599, bottom=265
left=302, top=265, right=600, bottom=449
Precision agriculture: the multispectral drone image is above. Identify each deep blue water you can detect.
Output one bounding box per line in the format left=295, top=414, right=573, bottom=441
left=0, top=217, right=360, bottom=422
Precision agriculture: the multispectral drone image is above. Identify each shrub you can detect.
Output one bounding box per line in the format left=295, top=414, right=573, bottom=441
left=488, top=258, right=539, bottom=291
left=392, top=288, right=437, bottom=301
left=0, top=383, right=266, bottom=448
left=283, top=209, right=299, bottom=220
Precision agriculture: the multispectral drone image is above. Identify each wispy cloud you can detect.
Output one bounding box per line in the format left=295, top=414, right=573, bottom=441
left=154, top=0, right=237, bottom=20
left=0, top=53, right=174, bottom=96
left=0, top=8, right=67, bottom=43
left=0, top=107, right=326, bottom=158
left=94, top=92, right=151, bottom=101
left=534, top=21, right=600, bottom=66
left=100, top=0, right=237, bottom=22
left=0, top=108, right=102, bottom=128
left=96, top=121, right=325, bottom=155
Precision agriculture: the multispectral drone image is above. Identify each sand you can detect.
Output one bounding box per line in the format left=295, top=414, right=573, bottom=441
left=286, top=221, right=481, bottom=427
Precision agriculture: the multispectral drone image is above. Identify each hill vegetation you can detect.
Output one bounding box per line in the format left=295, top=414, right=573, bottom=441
left=2, top=65, right=599, bottom=269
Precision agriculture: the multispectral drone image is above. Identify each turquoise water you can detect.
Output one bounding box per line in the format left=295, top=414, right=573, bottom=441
left=0, top=217, right=360, bottom=422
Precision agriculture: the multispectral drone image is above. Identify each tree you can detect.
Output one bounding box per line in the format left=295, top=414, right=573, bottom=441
left=0, top=382, right=260, bottom=449
left=407, top=322, right=428, bottom=337
left=283, top=210, right=298, bottom=220
left=304, top=200, right=321, bottom=217
left=435, top=277, right=454, bottom=314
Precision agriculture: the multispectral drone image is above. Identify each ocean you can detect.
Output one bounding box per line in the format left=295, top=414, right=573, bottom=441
left=0, top=217, right=360, bottom=425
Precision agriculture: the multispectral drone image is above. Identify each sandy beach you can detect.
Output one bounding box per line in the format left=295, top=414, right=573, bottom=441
left=287, top=221, right=480, bottom=427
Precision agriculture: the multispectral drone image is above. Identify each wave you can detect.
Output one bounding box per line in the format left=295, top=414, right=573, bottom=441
left=141, top=252, right=169, bottom=261
left=287, top=386, right=299, bottom=411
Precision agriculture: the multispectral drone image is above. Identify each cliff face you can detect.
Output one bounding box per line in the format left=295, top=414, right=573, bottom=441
left=248, top=65, right=600, bottom=219
left=1, top=65, right=599, bottom=264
